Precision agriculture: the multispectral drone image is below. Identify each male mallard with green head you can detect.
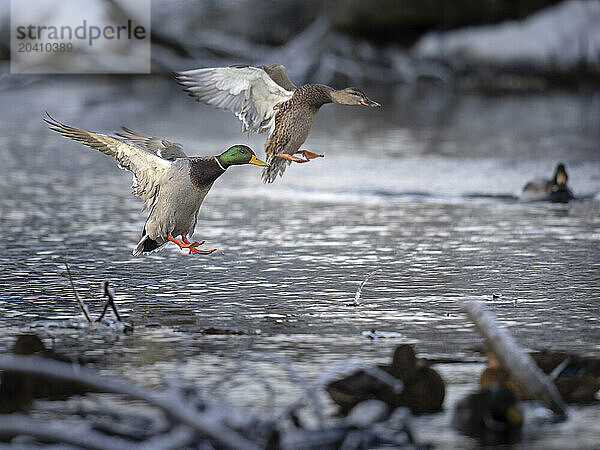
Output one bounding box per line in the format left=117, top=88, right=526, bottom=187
left=45, top=114, right=267, bottom=255
left=174, top=64, right=380, bottom=183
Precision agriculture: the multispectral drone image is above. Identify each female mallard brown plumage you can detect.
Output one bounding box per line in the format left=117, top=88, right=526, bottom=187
left=520, top=163, right=574, bottom=203
left=45, top=114, right=267, bottom=255
left=325, top=344, right=445, bottom=415
left=174, top=64, right=380, bottom=183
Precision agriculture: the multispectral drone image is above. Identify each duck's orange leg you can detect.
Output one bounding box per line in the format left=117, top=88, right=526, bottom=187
left=168, top=235, right=216, bottom=255
left=275, top=151, right=324, bottom=163
left=275, top=153, right=310, bottom=163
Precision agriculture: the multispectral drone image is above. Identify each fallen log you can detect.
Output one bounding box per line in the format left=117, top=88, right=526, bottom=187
left=0, top=355, right=261, bottom=450
left=463, top=301, right=567, bottom=416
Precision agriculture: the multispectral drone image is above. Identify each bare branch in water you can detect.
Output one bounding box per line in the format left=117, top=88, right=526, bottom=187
left=96, top=281, right=122, bottom=322
left=0, top=414, right=139, bottom=450
left=0, top=354, right=418, bottom=449
left=351, top=269, right=382, bottom=306
left=64, top=261, right=91, bottom=323
left=463, top=301, right=567, bottom=416
left=63, top=262, right=127, bottom=328
left=0, top=355, right=262, bottom=450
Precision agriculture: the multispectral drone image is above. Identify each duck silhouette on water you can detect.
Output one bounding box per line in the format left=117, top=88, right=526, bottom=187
left=0, top=334, right=93, bottom=413
left=326, top=344, right=445, bottom=415
left=521, top=163, right=574, bottom=203
left=453, top=383, right=523, bottom=445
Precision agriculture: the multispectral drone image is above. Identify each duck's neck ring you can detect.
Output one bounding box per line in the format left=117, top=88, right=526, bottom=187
left=214, top=156, right=227, bottom=171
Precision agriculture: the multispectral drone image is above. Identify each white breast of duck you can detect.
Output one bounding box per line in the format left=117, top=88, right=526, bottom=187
left=145, top=157, right=225, bottom=240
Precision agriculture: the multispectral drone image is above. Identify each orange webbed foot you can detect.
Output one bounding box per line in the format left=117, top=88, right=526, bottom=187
left=181, top=236, right=204, bottom=248
left=189, top=247, right=217, bottom=255
left=296, top=150, right=324, bottom=160
left=168, top=235, right=215, bottom=255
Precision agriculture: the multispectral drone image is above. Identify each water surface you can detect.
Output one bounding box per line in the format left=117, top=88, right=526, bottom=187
left=0, top=76, right=599, bottom=448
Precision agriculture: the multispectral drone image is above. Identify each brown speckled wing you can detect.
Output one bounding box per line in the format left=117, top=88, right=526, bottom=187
left=264, top=105, right=292, bottom=160
left=261, top=105, right=293, bottom=183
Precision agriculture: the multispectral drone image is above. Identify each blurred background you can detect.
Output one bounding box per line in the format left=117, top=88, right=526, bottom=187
left=2, top=0, right=600, bottom=85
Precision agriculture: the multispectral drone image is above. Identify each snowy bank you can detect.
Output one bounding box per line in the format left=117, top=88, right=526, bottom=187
left=413, top=1, right=600, bottom=74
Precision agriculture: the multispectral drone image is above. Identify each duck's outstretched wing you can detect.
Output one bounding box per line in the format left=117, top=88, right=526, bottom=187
left=116, top=127, right=188, bottom=161
left=44, top=113, right=171, bottom=210
left=260, top=64, right=297, bottom=91
left=173, top=65, right=294, bottom=135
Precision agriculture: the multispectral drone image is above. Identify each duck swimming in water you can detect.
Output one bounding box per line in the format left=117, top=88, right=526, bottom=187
left=45, top=114, right=267, bottom=255
left=520, top=163, right=574, bottom=203
left=325, top=344, right=445, bottom=415
left=454, top=384, right=523, bottom=445
left=174, top=64, right=380, bottom=183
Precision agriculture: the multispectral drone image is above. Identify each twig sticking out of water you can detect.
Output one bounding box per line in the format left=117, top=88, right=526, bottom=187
left=96, top=281, right=122, bottom=322
left=64, top=262, right=127, bottom=329
left=350, top=269, right=382, bottom=306
left=64, top=262, right=91, bottom=323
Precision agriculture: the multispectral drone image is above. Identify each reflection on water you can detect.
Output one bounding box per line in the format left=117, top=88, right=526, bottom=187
left=0, top=77, right=599, bottom=448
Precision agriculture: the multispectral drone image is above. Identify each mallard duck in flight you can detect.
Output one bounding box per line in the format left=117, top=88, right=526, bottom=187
left=174, top=64, right=380, bottom=183
left=45, top=113, right=267, bottom=256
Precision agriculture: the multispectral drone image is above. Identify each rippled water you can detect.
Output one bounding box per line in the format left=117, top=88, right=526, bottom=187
left=0, top=76, right=599, bottom=448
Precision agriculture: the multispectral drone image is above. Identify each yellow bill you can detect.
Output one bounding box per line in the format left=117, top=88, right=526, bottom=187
left=249, top=154, right=269, bottom=166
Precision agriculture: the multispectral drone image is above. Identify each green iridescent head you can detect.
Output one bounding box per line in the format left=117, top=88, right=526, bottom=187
left=217, top=145, right=268, bottom=168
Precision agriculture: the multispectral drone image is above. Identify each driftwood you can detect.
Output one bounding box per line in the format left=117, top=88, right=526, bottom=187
left=0, top=354, right=420, bottom=449
left=0, top=415, right=141, bottom=450
left=463, top=301, right=567, bottom=416
left=0, top=355, right=261, bottom=450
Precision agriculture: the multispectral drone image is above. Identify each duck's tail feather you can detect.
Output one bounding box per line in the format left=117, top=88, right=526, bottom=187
left=133, top=228, right=164, bottom=255
left=261, top=155, right=291, bottom=184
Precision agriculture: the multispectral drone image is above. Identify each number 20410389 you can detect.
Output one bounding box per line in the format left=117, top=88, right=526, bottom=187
left=18, top=42, right=74, bottom=52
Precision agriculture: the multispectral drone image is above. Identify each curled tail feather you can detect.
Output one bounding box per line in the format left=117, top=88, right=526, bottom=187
left=261, top=154, right=291, bottom=184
